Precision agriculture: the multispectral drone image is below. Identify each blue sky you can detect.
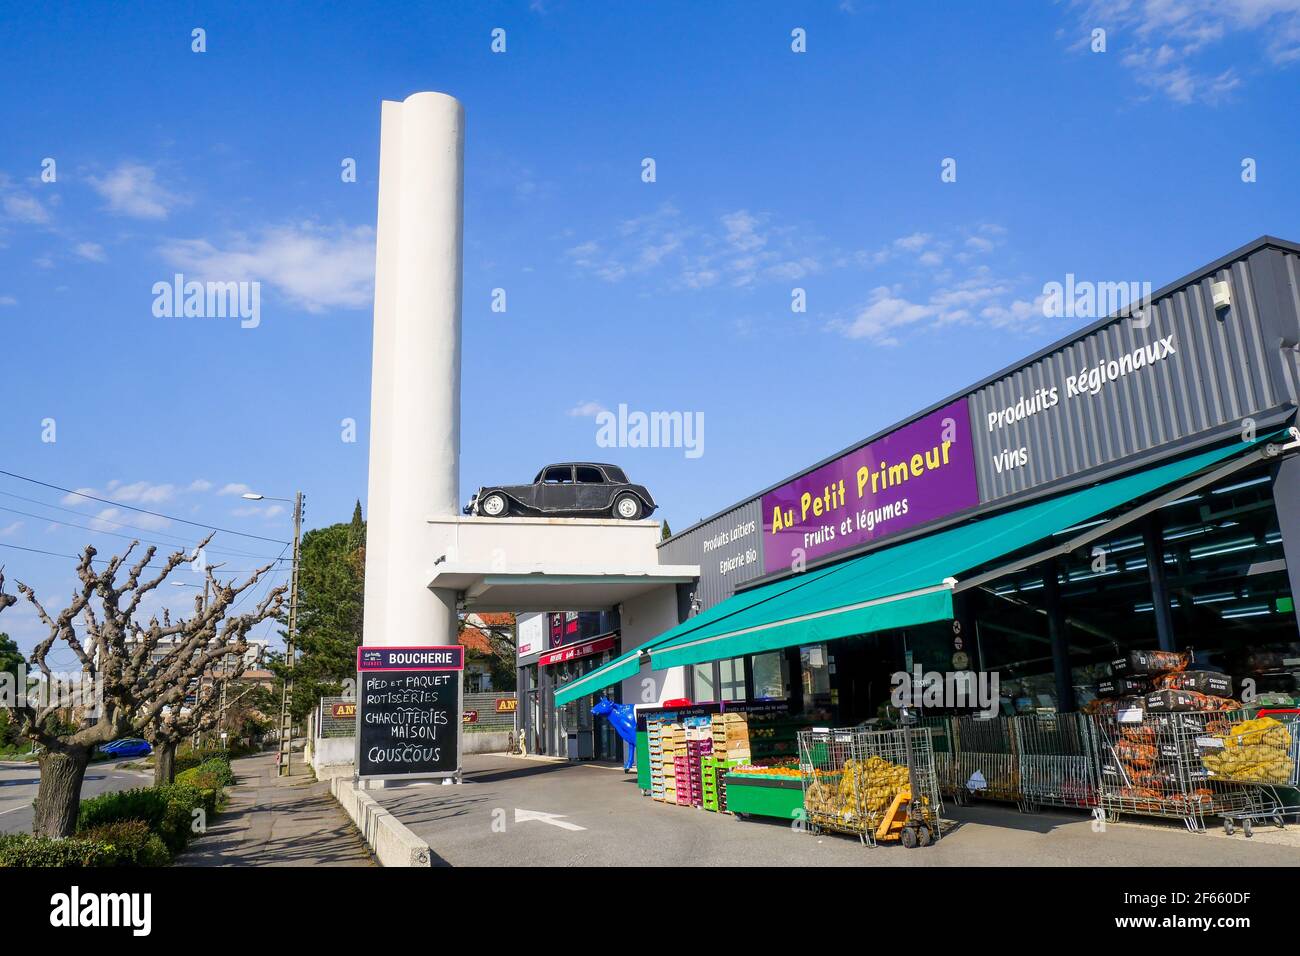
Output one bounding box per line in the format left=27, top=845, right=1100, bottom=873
left=0, top=1, right=1297, bottom=657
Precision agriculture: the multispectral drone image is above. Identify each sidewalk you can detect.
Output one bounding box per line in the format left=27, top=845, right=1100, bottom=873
left=176, top=752, right=373, bottom=867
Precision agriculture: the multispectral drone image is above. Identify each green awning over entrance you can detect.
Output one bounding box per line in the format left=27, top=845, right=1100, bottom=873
left=647, top=439, right=1257, bottom=671
left=551, top=561, right=851, bottom=707
left=553, top=649, right=643, bottom=706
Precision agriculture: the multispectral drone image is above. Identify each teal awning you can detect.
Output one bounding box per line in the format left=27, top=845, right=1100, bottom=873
left=647, top=438, right=1262, bottom=671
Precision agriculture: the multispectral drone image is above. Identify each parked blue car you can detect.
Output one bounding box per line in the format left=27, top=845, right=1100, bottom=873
left=98, top=738, right=152, bottom=758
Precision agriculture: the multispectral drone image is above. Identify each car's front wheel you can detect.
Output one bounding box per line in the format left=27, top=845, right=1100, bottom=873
left=612, top=493, right=643, bottom=520
left=479, top=492, right=510, bottom=517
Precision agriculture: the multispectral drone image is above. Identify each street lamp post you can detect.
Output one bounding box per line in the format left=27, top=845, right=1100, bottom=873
left=244, top=491, right=304, bottom=776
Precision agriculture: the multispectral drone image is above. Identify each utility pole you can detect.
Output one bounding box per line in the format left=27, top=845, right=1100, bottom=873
left=277, top=491, right=304, bottom=776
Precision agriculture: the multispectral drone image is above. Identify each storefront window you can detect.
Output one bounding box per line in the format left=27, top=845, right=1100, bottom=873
left=751, top=651, right=790, bottom=699
left=800, top=644, right=833, bottom=718
left=719, top=658, right=745, bottom=701
left=691, top=662, right=716, bottom=701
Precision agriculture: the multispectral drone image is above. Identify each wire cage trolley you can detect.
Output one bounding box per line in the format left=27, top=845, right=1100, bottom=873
left=1014, top=713, right=1100, bottom=812
left=944, top=715, right=1021, bottom=807
left=797, top=726, right=944, bottom=848
left=1092, top=708, right=1259, bottom=832
left=1190, top=712, right=1300, bottom=837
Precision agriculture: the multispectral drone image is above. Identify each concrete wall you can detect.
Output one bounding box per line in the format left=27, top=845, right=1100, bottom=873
left=331, top=776, right=433, bottom=867
left=463, top=731, right=511, bottom=754
left=311, top=736, right=356, bottom=780
left=428, top=515, right=664, bottom=575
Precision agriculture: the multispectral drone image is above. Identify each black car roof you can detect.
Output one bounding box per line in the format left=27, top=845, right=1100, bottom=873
left=547, top=462, right=623, bottom=470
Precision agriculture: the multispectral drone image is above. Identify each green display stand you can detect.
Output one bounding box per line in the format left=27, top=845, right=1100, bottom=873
left=636, top=730, right=650, bottom=791
left=724, top=774, right=804, bottom=821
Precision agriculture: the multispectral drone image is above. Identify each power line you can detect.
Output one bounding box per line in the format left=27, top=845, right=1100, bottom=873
left=0, top=488, right=280, bottom=558
left=0, top=540, right=288, bottom=575
left=0, top=503, right=282, bottom=561
left=0, top=468, right=291, bottom=546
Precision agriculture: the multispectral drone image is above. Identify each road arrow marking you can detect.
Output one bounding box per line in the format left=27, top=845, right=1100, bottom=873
left=514, top=808, right=586, bottom=832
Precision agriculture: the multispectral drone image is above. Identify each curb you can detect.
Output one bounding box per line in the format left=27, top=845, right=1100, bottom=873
left=330, top=776, right=433, bottom=867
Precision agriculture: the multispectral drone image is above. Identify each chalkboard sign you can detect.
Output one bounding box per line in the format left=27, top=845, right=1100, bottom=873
left=356, top=646, right=464, bottom=781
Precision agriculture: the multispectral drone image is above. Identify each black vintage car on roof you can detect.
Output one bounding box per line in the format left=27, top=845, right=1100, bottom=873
left=466, top=462, right=657, bottom=520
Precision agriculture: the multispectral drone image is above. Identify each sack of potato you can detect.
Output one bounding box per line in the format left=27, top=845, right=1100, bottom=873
left=1201, top=716, right=1294, bottom=784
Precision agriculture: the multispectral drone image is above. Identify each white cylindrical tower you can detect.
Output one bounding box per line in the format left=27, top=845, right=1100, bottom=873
left=363, top=91, right=465, bottom=649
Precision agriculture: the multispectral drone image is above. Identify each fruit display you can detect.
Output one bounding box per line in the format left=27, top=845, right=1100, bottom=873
left=728, top=763, right=800, bottom=781
left=1200, top=716, right=1295, bottom=784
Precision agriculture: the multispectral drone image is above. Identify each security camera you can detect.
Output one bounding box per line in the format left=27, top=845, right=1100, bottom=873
left=1211, top=280, right=1232, bottom=311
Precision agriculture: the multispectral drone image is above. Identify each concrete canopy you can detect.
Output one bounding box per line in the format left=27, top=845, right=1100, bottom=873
left=425, top=514, right=698, bottom=613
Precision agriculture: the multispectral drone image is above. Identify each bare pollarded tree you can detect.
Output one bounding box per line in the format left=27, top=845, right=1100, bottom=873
left=0, top=536, right=285, bottom=837
left=147, top=655, right=266, bottom=786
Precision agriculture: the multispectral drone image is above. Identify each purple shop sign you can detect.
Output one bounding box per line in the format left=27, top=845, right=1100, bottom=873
left=761, top=399, right=979, bottom=574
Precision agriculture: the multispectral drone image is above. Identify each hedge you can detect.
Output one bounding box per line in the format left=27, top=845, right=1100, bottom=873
left=78, top=783, right=219, bottom=853
left=175, top=757, right=235, bottom=790
left=0, top=833, right=115, bottom=867
left=174, top=747, right=232, bottom=775
left=0, top=821, right=171, bottom=868
left=79, top=821, right=171, bottom=867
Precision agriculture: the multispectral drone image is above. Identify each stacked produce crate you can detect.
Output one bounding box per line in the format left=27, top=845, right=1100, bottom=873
left=647, top=715, right=669, bottom=802
left=702, top=756, right=745, bottom=811
left=674, top=738, right=711, bottom=807
left=711, top=713, right=751, bottom=763
left=661, top=723, right=685, bottom=805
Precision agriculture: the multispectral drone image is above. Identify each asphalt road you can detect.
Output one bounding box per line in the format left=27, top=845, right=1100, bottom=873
left=373, top=754, right=1300, bottom=867
left=0, top=758, right=154, bottom=834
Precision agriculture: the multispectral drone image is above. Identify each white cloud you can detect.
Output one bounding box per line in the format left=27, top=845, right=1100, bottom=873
left=88, top=162, right=185, bottom=219
left=74, top=241, right=107, bottom=262
left=187, top=479, right=213, bottom=493
left=0, top=520, right=22, bottom=537
left=159, top=222, right=375, bottom=312
left=565, top=205, right=826, bottom=291
left=232, top=504, right=284, bottom=520
left=3, top=192, right=50, bottom=224
left=102, top=480, right=176, bottom=505
left=567, top=400, right=608, bottom=417
left=981, top=295, right=1050, bottom=330
left=1069, top=0, right=1300, bottom=103
left=828, top=229, right=1047, bottom=343
left=834, top=287, right=937, bottom=345
left=89, top=507, right=171, bottom=533
left=0, top=295, right=16, bottom=307
left=217, top=483, right=253, bottom=497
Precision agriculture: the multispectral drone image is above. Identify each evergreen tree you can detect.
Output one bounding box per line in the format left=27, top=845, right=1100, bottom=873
left=275, top=506, right=366, bottom=719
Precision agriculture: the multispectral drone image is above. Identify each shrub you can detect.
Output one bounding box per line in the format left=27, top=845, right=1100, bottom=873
left=78, top=783, right=219, bottom=853
left=174, top=747, right=232, bottom=774
left=176, top=757, right=235, bottom=790
left=79, top=821, right=171, bottom=867
left=0, top=833, right=114, bottom=868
